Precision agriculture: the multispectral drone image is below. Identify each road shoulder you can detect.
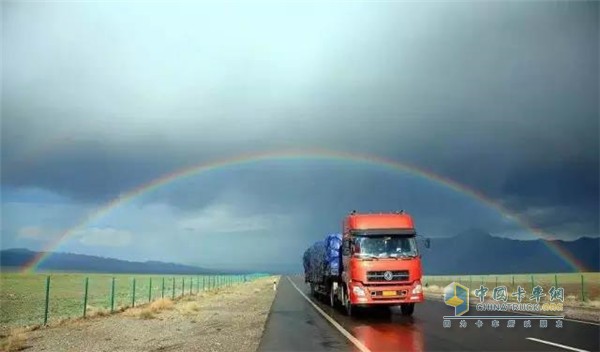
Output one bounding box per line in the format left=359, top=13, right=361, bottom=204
left=9, top=277, right=277, bottom=352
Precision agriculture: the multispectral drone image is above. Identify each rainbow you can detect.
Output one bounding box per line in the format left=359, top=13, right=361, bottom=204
left=22, top=148, right=589, bottom=272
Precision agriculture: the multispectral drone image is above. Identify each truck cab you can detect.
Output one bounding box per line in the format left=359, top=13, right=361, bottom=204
left=338, top=211, right=427, bottom=316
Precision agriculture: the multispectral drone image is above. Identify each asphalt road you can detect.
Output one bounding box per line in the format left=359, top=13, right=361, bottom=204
left=258, top=276, right=600, bottom=352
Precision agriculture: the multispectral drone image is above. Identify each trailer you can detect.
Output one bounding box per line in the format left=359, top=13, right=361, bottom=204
left=303, top=234, right=342, bottom=306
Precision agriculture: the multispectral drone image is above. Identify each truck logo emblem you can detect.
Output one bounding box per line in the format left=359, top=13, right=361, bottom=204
left=383, top=271, right=393, bottom=281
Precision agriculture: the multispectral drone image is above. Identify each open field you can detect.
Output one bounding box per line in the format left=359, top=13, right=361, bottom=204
left=0, top=276, right=278, bottom=352
left=0, top=271, right=261, bottom=330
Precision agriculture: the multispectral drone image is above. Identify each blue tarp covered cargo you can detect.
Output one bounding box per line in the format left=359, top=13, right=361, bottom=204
left=325, top=233, right=342, bottom=276
left=304, top=233, right=342, bottom=284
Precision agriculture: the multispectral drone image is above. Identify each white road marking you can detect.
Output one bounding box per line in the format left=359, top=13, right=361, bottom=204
left=286, top=277, right=372, bottom=352
left=526, top=337, right=590, bottom=352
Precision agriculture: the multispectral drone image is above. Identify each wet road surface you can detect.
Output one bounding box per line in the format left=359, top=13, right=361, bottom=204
left=257, top=276, right=600, bottom=352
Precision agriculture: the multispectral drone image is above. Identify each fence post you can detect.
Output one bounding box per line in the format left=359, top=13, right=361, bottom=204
left=495, top=276, right=498, bottom=288
left=148, top=278, right=152, bottom=302
left=83, top=277, right=89, bottom=318
left=530, top=275, right=534, bottom=290
left=132, top=278, right=136, bottom=307
left=469, top=276, right=472, bottom=290
left=197, top=276, right=200, bottom=292
left=581, top=274, right=585, bottom=302
left=202, top=276, right=205, bottom=291
left=172, top=277, right=175, bottom=300
left=110, top=277, right=115, bottom=313
left=162, top=277, right=165, bottom=298
left=189, top=277, right=192, bottom=295
left=43, top=275, right=51, bottom=325
left=511, top=275, right=514, bottom=287
left=554, top=274, right=558, bottom=288
left=182, top=277, right=185, bottom=297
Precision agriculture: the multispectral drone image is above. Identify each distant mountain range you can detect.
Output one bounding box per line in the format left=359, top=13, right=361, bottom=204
left=421, top=229, right=600, bottom=274
left=1, top=230, right=598, bottom=275
left=0, top=248, right=256, bottom=275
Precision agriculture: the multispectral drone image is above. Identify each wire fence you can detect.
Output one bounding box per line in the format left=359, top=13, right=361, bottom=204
left=0, top=273, right=268, bottom=328
left=423, top=272, right=600, bottom=305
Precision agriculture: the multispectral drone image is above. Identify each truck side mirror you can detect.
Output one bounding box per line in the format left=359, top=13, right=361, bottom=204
left=342, top=240, right=351, bottom=256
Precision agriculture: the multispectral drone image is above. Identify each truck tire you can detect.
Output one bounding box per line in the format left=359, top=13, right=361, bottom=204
left=343, top=287, right=353, bottom=317
left=401, top=303, right=415, bottom=316
left=329, top=282, right=336, bottom=307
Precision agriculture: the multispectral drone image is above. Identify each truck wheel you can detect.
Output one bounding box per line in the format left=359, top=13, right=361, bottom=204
left=343, top=287, right=353, bottom=317
left=329, top=282, right=336, bottom=307
left=401, top=303, right=415, bottom=316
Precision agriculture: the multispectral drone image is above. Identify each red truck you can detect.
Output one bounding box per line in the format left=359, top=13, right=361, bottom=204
left=335, top=210, right=429, bottom=316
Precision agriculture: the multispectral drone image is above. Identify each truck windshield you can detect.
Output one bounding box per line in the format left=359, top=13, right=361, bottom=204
left=354, top=235, right=418, bottom=258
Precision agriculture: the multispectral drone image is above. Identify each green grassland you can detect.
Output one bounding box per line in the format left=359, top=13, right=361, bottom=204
left=0, top=271, right=243, bottom=329
left=2, top=271, right=597, bottom=329
left=423, top=272, right=600, bottom=305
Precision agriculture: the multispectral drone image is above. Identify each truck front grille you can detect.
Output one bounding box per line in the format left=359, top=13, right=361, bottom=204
left=366, top=270, right=409, bottom=282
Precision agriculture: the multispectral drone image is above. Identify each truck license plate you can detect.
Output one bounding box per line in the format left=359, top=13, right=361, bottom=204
left=382, top=291, right=396, bottom=297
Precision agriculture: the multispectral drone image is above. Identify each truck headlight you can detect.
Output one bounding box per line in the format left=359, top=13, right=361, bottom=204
left=412, top=282, right=423, bottom=294
left=352, top=286, right=366, bottom=297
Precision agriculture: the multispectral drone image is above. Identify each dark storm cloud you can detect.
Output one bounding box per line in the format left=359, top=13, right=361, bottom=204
left=500, top=157, right=599, bottom=235
left=2, top=1, right=598, bottom=239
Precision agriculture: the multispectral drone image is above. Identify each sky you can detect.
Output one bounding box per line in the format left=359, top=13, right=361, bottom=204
left=1, top=1, right=598, bottom=272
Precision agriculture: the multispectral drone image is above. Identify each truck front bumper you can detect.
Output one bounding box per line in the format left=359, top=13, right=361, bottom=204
left=348, top=281, right=424, bottom=305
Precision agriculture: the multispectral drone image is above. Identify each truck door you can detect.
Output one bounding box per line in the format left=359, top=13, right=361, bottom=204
left=341, top=238, right=351, bottom=284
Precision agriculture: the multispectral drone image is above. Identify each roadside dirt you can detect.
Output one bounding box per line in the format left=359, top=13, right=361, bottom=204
left=5, top=277, right=278, bottom=352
